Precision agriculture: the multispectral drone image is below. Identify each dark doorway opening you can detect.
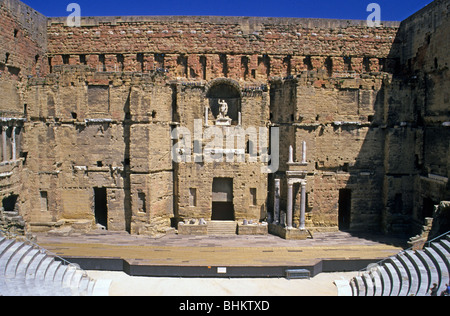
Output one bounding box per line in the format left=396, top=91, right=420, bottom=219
left=212, top=178, right=234, bottom=221
left=211, top=202, right=235, bottom=221
left=2, top=195, right=18, bottom=212
left=94, top=187, right=108, bottom=229
left=423, top=197, right=437, bottom=219
left=339, top=189, right=352, bottom=230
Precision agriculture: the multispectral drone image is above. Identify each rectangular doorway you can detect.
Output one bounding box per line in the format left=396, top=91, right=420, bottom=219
left=94, top=187, right=108, bottom=229
left=212, top=178, right=234, bottom=221
left=338, top=189, right=352, bottom=231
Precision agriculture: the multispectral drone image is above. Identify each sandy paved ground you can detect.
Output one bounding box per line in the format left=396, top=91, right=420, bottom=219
left=87, top=270, right=359, bottom=296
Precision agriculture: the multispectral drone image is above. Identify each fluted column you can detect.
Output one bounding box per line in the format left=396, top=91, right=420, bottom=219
left=274, top=179, right=280, bottom=224
left=2, top=126, right=7, bottom=162
left=11, top=126, right=16, bottom=161
left=300, top=181, right=306, bottom=230
left=287, top=181, right=293, bottom=228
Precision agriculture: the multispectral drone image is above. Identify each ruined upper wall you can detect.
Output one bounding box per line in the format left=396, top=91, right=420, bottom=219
left=46, top=15, right=400, bottom=80
left=47, top=15, right=400, bottom=56
left=396, top=0, right=449, bottom=68
left=0, top=0, right=48, bottom=76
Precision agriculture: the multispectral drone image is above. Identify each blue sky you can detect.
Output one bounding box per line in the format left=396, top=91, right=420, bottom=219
left=21, top=0, right=433, bottom=21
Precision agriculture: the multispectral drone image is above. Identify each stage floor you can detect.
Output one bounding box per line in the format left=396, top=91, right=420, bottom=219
left=35, top=231, right=407, bottom=277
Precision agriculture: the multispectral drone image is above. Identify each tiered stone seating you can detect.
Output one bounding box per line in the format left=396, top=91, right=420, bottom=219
left=0, top=235, right=111, bottom=296
left=339, top=234, right=450, bottom=296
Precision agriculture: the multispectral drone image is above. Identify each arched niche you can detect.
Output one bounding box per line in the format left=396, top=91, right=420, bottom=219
left=206, top=79, right=242, bottom=125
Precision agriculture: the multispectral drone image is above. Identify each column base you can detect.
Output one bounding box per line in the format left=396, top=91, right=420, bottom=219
left=268, top=223, right=311, bottom=240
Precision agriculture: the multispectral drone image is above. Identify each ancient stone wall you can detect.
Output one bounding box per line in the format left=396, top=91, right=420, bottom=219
left=21, top=68, right=174, bottom=235
left=381, top=0, right=450, bottom=234
left=0, top=0, right=448, bottom=236
left=46, top=16, right=400, bottom=81
left=0, top=0, right=48, bottom=235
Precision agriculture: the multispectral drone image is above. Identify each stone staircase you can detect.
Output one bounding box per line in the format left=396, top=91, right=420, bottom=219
left=0, top=234, right=111, bottom=296
left=207, top=221, right=237, bottom=235
left=338, top=234, right=450, bottom=296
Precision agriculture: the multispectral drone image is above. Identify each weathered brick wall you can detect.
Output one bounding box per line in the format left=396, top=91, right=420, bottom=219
left=46, top=16, right=400, bottom=81
left=380, top=0, right=450, bottom=234
left=0, top=0, right=49, bottom=235
left=21, top=69, right=174, bottom=234
left=0, top=0, right=47, bottom=78
left=1, top=0, right=448, bottom=236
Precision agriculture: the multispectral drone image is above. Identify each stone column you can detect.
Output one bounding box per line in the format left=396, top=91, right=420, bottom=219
left=274, top=179, right=281, bottom=224
left=11, top=126, right=16, bottom=161
left=288, top=145, right=294, bottom=164
left=300, top=181, right=307, bottom=230
left=287, top=181, right=293, bottom=228
left=205, top=107, right=209, bottom=126
left=302, top=141, right=307, bottom=164
left=2, top=126, right=7, bottom=162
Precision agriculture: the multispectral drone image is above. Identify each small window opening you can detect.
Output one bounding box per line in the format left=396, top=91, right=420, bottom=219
left=40, top=191, right=48, bottom=212
left=250, top=188, right=257, bottom=206
left=344, top=56, right=352, bottom=71
left=94, top=188, right=108, bottom=229
left=138, top=192, right=147, bottom=213
left=200, top=56, right=207, bottom=80
left=189, top=188, right=197, bottom=207
left=99, top=54, right=106, bottom=71
left=219, top=54, right=228, bottom=77
left=62, top=55, right=70, bottom=65
left=117, top=54, right=124, bottom=71
left=363, top=57, right=371, bottom=72
left=137, top=53, right=144, bottom=72
left=304, top=56, right=313, bottom=71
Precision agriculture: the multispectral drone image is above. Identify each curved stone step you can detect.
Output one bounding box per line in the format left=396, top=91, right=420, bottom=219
left=369, top=269, right=383, bottom=296
left=384, top=262, right=401, bottom=296
left=34, top=256, right=54, bottom=280
left=349, top=278, right=357, bottom=296
left=397, top=253, right=419, bottom=296
left=334, top=279, right=353, bottom=296
left=0, top=237, right=110, bottom=296
left=4, top=243, right=33, bottom=277
left=440, top=239, right=450, bottom=253
left=15, top=248, right=40, bottom=278
left=405, top=250, right=429, bottom=296
left=431, top=242, right=450, bottom=273
left=415, top=250, right=440, bottom=295
left=43, top=261, right=63, bottom=284
left=25, top=252, right=48, bottom=280
left=362, top=272, right=374, bottom=296
left=0, top=241, right=23, bottom=267
left=378, top=266, right=392, bottom=296
left=354, top=276, right=366, bottom=296
left=390, top=257, right=410, bottom=296
left=424, top=247, right=449, bottom=294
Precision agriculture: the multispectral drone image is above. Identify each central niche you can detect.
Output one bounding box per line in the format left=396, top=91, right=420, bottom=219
left=206, top=80, right=241, bottom=126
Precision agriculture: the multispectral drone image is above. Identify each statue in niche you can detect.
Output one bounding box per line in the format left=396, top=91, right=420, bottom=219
left=215, top=99, right=232, bottom=126
left=218, top=99, right=229, bottom=119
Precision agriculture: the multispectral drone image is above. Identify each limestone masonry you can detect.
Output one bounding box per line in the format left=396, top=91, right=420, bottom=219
left=0, top=0, right=448, bottom=238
